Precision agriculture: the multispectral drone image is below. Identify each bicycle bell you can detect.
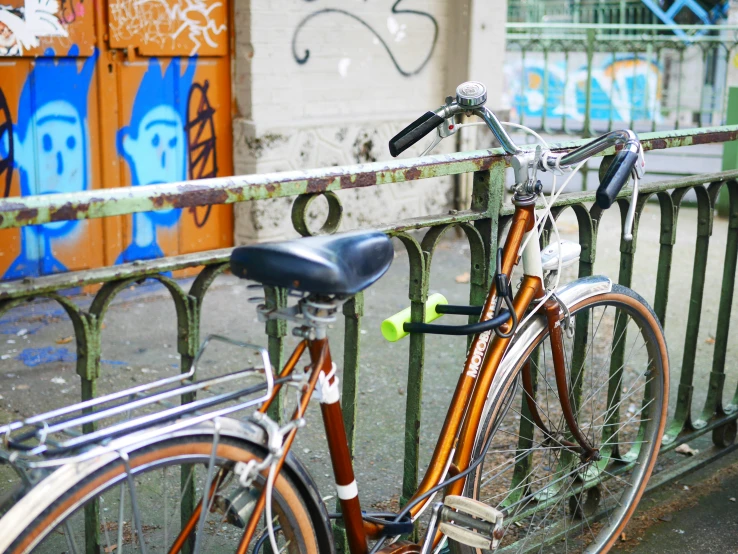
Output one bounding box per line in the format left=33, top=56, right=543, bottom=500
left=456, top=81, right=487, bottom=108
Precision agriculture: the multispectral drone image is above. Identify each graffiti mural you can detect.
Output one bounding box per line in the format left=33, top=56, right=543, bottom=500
left=59, top=0, right=85, bottom=24
left=116, top=57, right=196, bottom=264
left=0, top=0, right=68, bottom=56
left=186, top=80, right=217, bottom=227
left=505, top=55, right=663, bottom=124
left=292, top=0, right=439, bottom=77
left=0, top=46, right=98, bottom=279
left=109, top=0, right=227, bottom=56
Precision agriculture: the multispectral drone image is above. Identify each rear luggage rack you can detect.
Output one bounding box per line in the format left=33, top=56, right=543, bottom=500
left=0, top=335, right=276, bottom=463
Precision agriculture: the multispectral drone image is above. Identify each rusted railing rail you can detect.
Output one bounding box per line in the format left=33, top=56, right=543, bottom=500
left=0, top=125, right=737, bottom=550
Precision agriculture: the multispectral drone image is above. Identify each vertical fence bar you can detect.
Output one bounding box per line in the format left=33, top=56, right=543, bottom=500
left=705, top=181, right=738, bottom=417
left=342, top=293, right=363, bottom=453
left=718, top=87, right=738, bottom=217
left=471, top=161, right=506, bottom=285
left=583, top=28, right=596, bottom=138
left=675, top=48, right=685, bottom=130
left=542, top=47, right=550, bottom=133
left=399, top=235, right=428, bottom=509
left=563, top=49, right=571, bottom=133
left=653, top=193, right=677, bottom=327
left=265, top=286, right=287, bottom=423
left=664, top=186, right=714, bottom=442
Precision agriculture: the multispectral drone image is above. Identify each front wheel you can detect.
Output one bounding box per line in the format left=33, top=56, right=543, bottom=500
left=456, top=284, right=669, bottom=553
left=2, top=431, right=333, bottom=554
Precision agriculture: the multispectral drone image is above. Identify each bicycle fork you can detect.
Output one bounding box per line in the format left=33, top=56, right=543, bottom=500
left=521, top=297, right=599, bottom=463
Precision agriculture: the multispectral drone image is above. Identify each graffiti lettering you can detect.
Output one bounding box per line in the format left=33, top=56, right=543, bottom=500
left=185, top=80, right=217, bottom=227
left=292, top=0, right=438, bottom=78
left=109, top=0, right=226, bottom=56
left=0, top=0, right=68, bottom=56
left=0, top=46, right=98, bottom=279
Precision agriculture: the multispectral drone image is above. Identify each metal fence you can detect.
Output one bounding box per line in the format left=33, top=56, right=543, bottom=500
left=506, top=23, right=738, bottom=136
left=508, top=0, right=658, bottom=24
left=0, top=125, right=737, bottom=550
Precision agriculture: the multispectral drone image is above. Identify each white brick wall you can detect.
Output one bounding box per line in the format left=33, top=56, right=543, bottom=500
left=233, top=0, right=508, bottom=242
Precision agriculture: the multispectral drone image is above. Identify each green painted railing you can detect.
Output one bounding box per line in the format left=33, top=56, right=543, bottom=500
left=1, top=125, right=737, bottom=549
left=506, top=23, right=738, bottom=136
left=508, top=0, right=658, bottom=25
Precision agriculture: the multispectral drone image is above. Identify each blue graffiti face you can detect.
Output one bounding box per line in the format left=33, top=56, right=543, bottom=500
left=120, top=105, right=184, bottom=227
left=121, top=105, right=185, bottom=184
left=1, top=47, right=98, bottom=280
left=16, top=101, right=86, bottom=236
left=115, top=57, right=196, bottom=265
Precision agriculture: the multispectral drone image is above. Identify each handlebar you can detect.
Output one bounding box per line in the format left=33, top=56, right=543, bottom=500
left=388, top=81, right=644, bottom=215
left=389, top=111, right=445, bottom=157
left=595, top=141, right=640, bottom=209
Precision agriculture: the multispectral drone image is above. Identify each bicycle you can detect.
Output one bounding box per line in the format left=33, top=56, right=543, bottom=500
left=0, top=81, right=668, bottom=554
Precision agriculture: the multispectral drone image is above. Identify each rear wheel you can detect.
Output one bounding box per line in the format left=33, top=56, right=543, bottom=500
left=5, top=435, right=332, bottom=554
left=455, top=285, right=669, bottom=553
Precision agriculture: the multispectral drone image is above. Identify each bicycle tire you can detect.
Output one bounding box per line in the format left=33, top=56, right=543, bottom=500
left=3, top=427, right=333, bottom=554
left=453, top=284, right=669, bottom=554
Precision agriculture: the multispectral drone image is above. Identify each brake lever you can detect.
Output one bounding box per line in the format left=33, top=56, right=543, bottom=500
left=623, top=146, right=645, bottom=242
left=420, top=132, right=443, bottom=156
left=623, top=177, right=638, bottom=242
left=420, top=113, right=458, bottom=156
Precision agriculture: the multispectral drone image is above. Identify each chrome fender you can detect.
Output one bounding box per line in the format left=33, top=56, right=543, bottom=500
left=0, top=417, right=333, bottom=553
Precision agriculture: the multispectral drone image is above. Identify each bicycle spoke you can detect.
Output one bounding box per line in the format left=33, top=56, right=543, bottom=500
left=63, top=521, right=81, bottom=554
left=466, top=292, right=666, bottom=554
left=121, top=451, right=149, bottom=554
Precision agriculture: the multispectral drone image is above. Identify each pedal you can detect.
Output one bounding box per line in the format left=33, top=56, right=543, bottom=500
left=439, top=495, right=504, bottom=550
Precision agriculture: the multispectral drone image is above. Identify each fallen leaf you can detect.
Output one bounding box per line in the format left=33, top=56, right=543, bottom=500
left=658, top=514, right=673, bottom=522
left=16, top=384, right=28, bottom=390
left=455, top=272, right=470, bottom=284
left=705, top=336, right=716, bottom=344
left=100, top=323, right=107, bottom=330
left=675, top=444, right=699, bottom=456
left=620, top=532, right=627, bottom=541
left=104, top=545, right=117, bottom=553
left=56, top=336, right=73, bottom=345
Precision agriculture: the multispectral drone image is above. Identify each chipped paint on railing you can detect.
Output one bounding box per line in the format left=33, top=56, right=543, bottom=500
left=1, top=125, right=737, bottom=230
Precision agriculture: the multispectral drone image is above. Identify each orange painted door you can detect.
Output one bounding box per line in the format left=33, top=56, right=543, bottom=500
left=0, top=0, right=233, bottom=281
left=107, top=0, right=233, bottom=266
left=0, top=2, right=103, bottom=280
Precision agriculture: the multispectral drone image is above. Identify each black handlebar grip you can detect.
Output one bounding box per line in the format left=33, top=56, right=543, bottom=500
left=596, top=148, right=639, bottom=209
left=389, top=111, right=444, bottom=157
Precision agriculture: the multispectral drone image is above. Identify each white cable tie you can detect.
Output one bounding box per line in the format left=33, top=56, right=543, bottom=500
left=553, top=153, right=573, bottom=175
left=315, top=363, right=340, bottom=404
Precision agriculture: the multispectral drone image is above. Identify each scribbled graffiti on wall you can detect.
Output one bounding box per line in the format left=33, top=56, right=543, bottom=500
left=292, top=0, right=439, bottom=77
left=186, top=80, right=218, bottom=227
left=0, top=0, right=69, bottom=55
left=109, top=0, right=227, bottom=56
left=0, top=46, right=98, bottom=279
left=59, top=0, right=84, bottom=24
left=505, top=55, right=663, bottom=124
left=116, top=57, right=196, bottom=263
